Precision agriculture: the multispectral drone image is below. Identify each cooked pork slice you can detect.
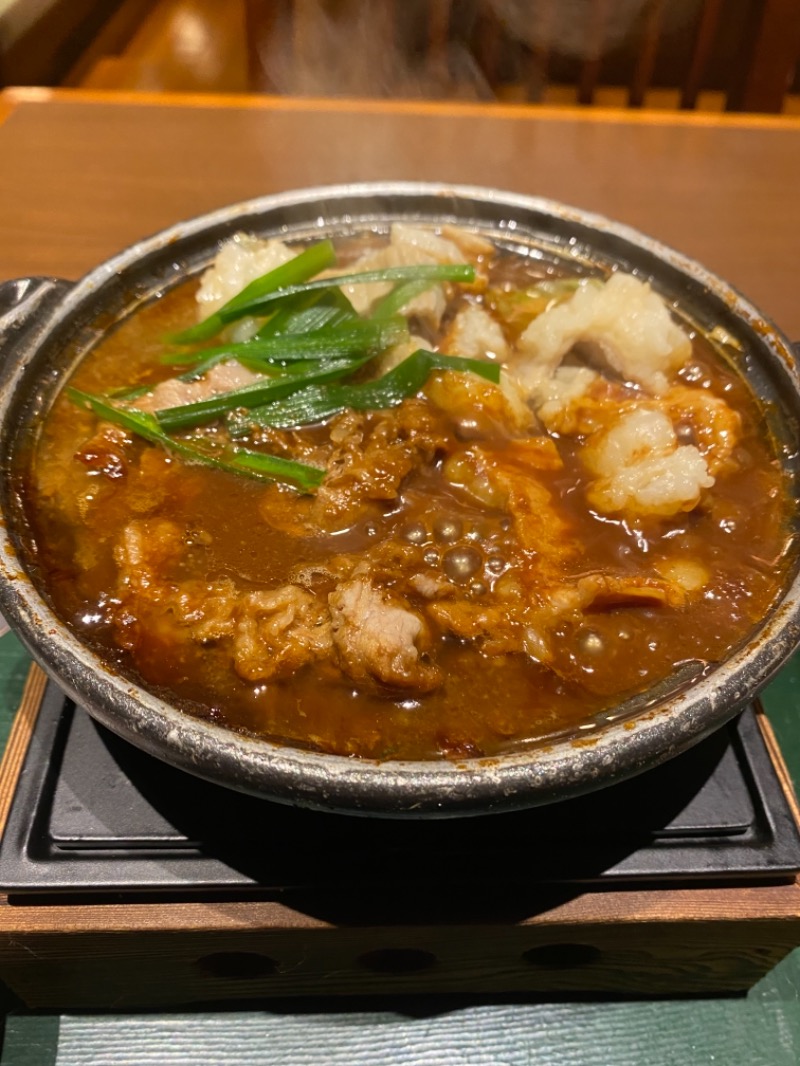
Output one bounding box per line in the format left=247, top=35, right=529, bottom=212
left=74, top=422, right=133, bottom=480
left=663, top=384, right=741, bottom=475
left=428, top=601, right=526, bottom=657
left=499, top=472, right=577, bottom=574
left=428, top=571, right=572, bottom=664
left=115, top=517, right=185, bottom=593
left=233, top=586, right=333, bottom=682
left=313, top=400, right=450, bottom=530
left=42, top=422, right=138, bottom=552
left=329, top=577, right=442, bottom=691
left=257, top=403, right=450, bottom=536
left=515, top=273, right=692, bottom=396
left=443, top=437, right=570, bottom=569
left=424, top=369, right=534, bottom=438
left=134, top=360, right=264, bottom=414
left=114, top=520, right=334, bottom=682
left=432, top=565, right=687, bottom=668
left=110, top=517, right=188, bottom=651
left=548, top=572, right=686, bottom=613
left=186, top=581, right=333, bottom=683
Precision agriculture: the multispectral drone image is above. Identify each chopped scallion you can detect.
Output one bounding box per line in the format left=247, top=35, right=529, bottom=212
left=67, top=388, right=324, bottom=491
left=219, top=263, right=475, bottom=324
left=225, top=449, right=324, bottom=488
left=255, top=287, right=357, bottom=338
left=370, top=278, right=438, bottom=320
left=155, top=356, right=373, bottom=432
left=171, top=318, right=406, bottom=381
left=169, top=239, right=337, bottom=345
left=228, top=350, right=500, bottom=434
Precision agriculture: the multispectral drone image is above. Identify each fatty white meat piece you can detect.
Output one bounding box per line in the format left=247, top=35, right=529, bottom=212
left=584, top=406, right=714, bottom=516
left=341, top=224, right=474, bottom=325
left=516, top=273, right=692, bottom=396
left=195, top=233, right=296, bottom=314
left=533, top=365, right=598, bottom=429
left=445, top=303, right=509, bottom=362
left=373, top=333, right=430, bottom=375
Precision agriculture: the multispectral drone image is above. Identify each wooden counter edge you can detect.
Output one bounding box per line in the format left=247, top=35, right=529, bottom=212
left=3, top=85, right=800, bottom=131
left=0, top=90, right=17, bottom=126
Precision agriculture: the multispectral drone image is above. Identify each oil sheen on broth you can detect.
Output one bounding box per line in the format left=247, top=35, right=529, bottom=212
left=23, top=225, right=792, bottom=760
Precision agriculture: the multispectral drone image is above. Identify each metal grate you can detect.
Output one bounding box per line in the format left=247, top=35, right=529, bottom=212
left=1, top=682, right=799, bottom=897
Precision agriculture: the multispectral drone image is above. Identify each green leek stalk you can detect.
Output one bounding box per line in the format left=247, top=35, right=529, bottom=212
left=229, top=350, right=500, bottom=434
left=67, top=388, right=324, bottom=491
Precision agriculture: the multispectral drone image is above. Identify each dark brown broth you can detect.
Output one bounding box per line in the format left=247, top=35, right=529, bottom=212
left=21, top=244, right=792, bottom=760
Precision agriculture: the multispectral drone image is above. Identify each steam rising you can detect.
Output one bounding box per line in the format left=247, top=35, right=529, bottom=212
left=252, top=0, right=696, bottom=101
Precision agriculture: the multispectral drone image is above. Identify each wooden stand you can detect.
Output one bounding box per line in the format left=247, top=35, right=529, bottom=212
left=1, top=666, right=800, bottom=1010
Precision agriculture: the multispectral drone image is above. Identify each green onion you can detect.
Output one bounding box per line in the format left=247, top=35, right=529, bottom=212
left=67, top=388, right=324, bottom=491
left=69, top=388, right=166, bottom=443
left=175, top=351, right=313, bottom=382
left=255, top=287, right=357, bottom=338
left=229, top=350, right=500, bottom=434
left=155, top=356, right=373, bottom=433
left=224, top=450, right=324, bottom=488
left=487, top=278, right=585, bottom=331
left=169, top=239, right=337, bottom=345
left=219, top=263, right=476, bottom=324
left=173, top=318, right=406, bottom=381
left=370, top=278, right=438, bottom=320
left=105, top=383, right=155, bottom=401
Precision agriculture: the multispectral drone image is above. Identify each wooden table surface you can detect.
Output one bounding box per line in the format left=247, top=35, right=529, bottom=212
left=2, top=87, right=800, bottom=1066
left=1, top=87, right=800, bottom=340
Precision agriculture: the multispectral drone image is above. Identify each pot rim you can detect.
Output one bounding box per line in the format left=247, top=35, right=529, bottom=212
left=1, top=180, right=799, bottom=817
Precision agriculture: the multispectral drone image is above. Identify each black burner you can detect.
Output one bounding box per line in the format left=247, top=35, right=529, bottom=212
left=1, top=683, right=799, bottom=896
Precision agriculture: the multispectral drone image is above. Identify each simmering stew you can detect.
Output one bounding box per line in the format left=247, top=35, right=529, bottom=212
left=21, top=225, right=793, bottom=759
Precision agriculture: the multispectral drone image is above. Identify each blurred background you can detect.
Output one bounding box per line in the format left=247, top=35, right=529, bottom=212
left=0, top=0, right=798, bottom=112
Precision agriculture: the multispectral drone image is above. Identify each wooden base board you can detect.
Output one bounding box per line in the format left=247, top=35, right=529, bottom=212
left=1, top=666, right=799, bottom=1009
left=4, top=884, right=800, bottom=1008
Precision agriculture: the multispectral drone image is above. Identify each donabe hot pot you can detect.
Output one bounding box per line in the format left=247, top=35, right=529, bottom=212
left=0, top=183, right=799, bottom=817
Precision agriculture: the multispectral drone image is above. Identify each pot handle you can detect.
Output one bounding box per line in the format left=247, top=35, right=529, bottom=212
left=0, top=276, right=73, bottom=349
